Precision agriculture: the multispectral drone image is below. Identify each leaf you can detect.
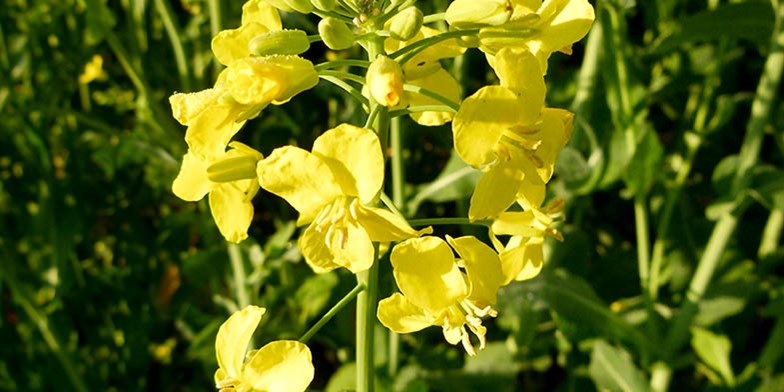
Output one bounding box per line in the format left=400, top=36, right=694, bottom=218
left=623, top=126, right=663, bottom=197
left=651, top=2, right=775, bottom=54
left=695, top=295, right=746, bottom=326
left=589, top=340, right=652, bottom=392
left=83, top=0, right=117, bottom=46
left=407, top=150, right=481, bottom=214
left=691, top=327, right=736, bottom=386
left=294, top=272, right=339, bottom=322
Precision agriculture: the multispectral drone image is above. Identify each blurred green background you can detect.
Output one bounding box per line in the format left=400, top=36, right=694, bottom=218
left=2, top=0, right=784, bottom=391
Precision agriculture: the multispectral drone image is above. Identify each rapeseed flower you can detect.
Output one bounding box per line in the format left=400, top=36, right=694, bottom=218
left=214, top=306, right=314, bottom=392
left=377, top=236, right=503, bottom=355
left=257, top=124, right=430, bottom=273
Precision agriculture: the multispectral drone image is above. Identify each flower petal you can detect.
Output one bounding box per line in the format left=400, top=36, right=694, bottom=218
left=215, top=305, right=266, bottom=383
left=408, top=68, right=462, bottom=126
left=377, top=292, right=439, bottom=333
left=183, top=104, right=247, bottom=158
left=491, top=211, right=540, bottom=236
left=536, top=0, right=594, bottom=54
left=169, top=88, right=222, bottom=126
left=311, top=124, right=384, bottom=204
left=391, top=237, right=467, bottom=313
left=446, top=235, right=503, bottom=308
left=453, top=86, right=525, bottom=167
left=257, top=146, right=343, bottom=225
left=532, top=108, right=573, bottom=183
left=499, top=236, right=544, bottom=284
left=172, top=151, right=212, bottom=202
left=493, top=48, right=545, bottom=122
left=244, top=340, right=314, bottom=392
left=212, top=22, right=272, bottom=66
left=299, top=222, right=341, bottom=273
left=468, top=160, right=524, bottom=221
left=331, top=218, right=375, bottom=273
left=356, top=204, right=432, bottom=242
left=209, top=183, right=255, bottom=243
left=241, top=0, right=282, bottom=30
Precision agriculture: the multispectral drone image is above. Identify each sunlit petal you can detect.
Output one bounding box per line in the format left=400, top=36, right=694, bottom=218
left=377, top=293, right=439, bottom=333
left=446, top=236, right=503, bottom=308
left=172, top=151, right=212, bottom=202
left=215, top=306, right=266, bottom=383
left=244, top=340, right=314, bottom=392
left=209, top=183, right=255, bottom=243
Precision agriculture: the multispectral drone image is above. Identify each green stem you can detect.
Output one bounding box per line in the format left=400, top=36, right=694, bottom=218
left=318, top=75, right=369, bottom=106
left=390, top=117, right=405, bottom=209
left=665, top=0, right=784, bottom=355
left=402, top=84, right=460, bottom=111
left=228, top=243, right=250, bottom=310
left=300, top=284, right=366, bottom=343
left=356, top=245, right=380, bottom=392
left=390, top=29, right=479, bottom=65
left=314, top=59, right=371, bottom=71
left=423, top=13, right=446, bottom=24
left=380, top=192, right=405, bottom=218
left=759, top=207, right=784, bottom=259
left=389, top=105, right=455, bottom=117
left=208, top=0, right=222, bottom=79
left=154, top=0, right=191, bottom=91
left=634, top=195, right=650, bottom=296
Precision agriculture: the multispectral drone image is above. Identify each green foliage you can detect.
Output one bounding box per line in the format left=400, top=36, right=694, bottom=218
left=2, top=0, right=784, bottom=390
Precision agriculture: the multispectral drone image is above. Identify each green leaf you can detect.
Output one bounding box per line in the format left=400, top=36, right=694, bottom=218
left=84, top=0, right=117, bottom=46
left=589, top=340, right=652, bottom=392
left=407, top=150, right=480, bottom=214
left=623, top=126, right=663, bottom=196
left=691, top=327, right=736, bottom=386
left=294, top=272, right=339, bottom=323
left=651, top=2, right=775, bottom=54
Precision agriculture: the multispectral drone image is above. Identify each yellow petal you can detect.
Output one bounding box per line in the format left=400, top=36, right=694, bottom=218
left=209, top=183, right=255, bottom=243
left=493, top=48, right=545, bottom=121
left=215, top=305, right=266, bottom=383
left=244, top=340, right=314, bottom=392
left=532, top=108, right=573, bottom=183
left=535, top=0, right=594, bottom=53
left=517, top=176, right=546, bottom=208
left=212, top=22, right=272, bottom=66
left=453, top=86, right=525, bottom=167
left=331, top=218, right=375, bottom=273
left=184, top=104, right=247, bottom=158
left=499, top=236, right=544, bottom=284
left=491, top=211, right=540, bottom=236
left=377, top=292, right=439, bottom=333
left=311, top=124, right=384, bottom=204
left=468, top=160, right=524, bottom=221
left=225, top=56, right=319, bottom=106
left=445, top=0, right=513, bottom=29
left=172, top=151, right=212, bottom=202
left=257, top=146, right=343, bottom=225
left=299, top=222, right=341, bottom=273
left=391, top=237, right=467, bottom=313
left=241, top=0, right=282, bottom=30
left=355, top=204, right=432, bottom=242
left=446, top=235, right=503, bottom=308
left=408, top=68, right=462, bottom=126
left=169, top=88, right=223, bottom=126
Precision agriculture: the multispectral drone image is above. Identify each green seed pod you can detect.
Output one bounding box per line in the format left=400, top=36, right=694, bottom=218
left=249, top=29, right=310, bottom=56
left=318, top=17, right=355, bottom=50
left=207, top=154, right=261, bottom=183
left=282, top=0, right=314, bottom=14
left=311, top=0, right=336, bottom=12
left=389, top=7, right=423, bottom=41
left=445, top=0, right=512, bottom=29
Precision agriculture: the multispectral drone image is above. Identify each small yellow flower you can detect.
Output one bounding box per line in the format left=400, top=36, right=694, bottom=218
left=377, top=236, right=503, bottom=356
left=214, top=306, right=314, bottom=392
left=173, top=142, right=263, bottom=243
left=211, top=0, right=283, bottom=66
left=257, top=124, right=431, bottom=273
left=489, top=198, right=564, bottom=284
left=78, top=55, right=107, bottom=84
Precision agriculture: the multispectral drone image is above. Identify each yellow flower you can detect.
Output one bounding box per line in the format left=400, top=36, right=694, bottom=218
left=489, top=198, right=564, bottom=284
left=211, top=0, right=283, bottom=66
left=173, top=142, right=263, bottom=243
left=452, top=48, right=572, bottom=220
left=214, top=306, right=314, bottom=392
left=257, top=124, right=431, bottom=273
left=384, top=26, right=465, bottom=126
left=78, top=55, right=106, bottom=84
left=377, top=236, right=503, bottom=356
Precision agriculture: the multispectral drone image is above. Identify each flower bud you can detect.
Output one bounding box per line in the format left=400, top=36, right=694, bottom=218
left=366, top=56, right=404, bottom=107
left=311, top=0, right=336, bottom=11
left=389, top=7, right=423, bottom=41
left=445, top=0, right=512, bottom=29
left=249, top=29, right=310, bottom=56
left=318, top=18, right=355, bottom=50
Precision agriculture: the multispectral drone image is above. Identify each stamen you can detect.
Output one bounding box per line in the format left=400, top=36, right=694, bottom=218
left=460, top=326, right=477, bottom=356
left=349, top=198, right=360, bottom=221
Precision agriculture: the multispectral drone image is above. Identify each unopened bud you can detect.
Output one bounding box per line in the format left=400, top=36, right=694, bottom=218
left=389, top=7, right=423, bottom=41
left=311, top=0, right=336, bottom=11
left=249, top=29, right=310, bottom=56
left=445, top=0, right=512, bottom=29
left=366, top=56, right=404, bottom=107
left=318, top=17, right=355, bottom=50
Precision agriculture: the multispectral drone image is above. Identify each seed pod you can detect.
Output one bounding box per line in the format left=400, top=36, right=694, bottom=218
left=445, top=0, right=512, bottom=29
left=366, top=56, right=404, bottom=107
left=249, top=29, right=310, bottom=56
left=318, top=17, right=355, bottom=50
left=389, top=7, right=423, bottom=41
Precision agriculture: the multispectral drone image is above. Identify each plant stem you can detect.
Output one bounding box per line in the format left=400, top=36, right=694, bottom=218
left=759, top=208, right=784, bottom=259
left=665, top=1, right=784, bottom=354
left=408, top=217, right=491, bottom=227
left=356, top=244, right=380, bottom=392
left=228, top=243, right=249, bottom=310
left=154, top=0, right=191, bottom=91
left=634, top=195, right=650, bottom=296
left=300, top=284, right=366, bottom=343
left=208, top=0, right=222, bottom=79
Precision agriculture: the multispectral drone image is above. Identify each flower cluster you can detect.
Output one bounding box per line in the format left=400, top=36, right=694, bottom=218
left=169, top=0, right=593, bottom=389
